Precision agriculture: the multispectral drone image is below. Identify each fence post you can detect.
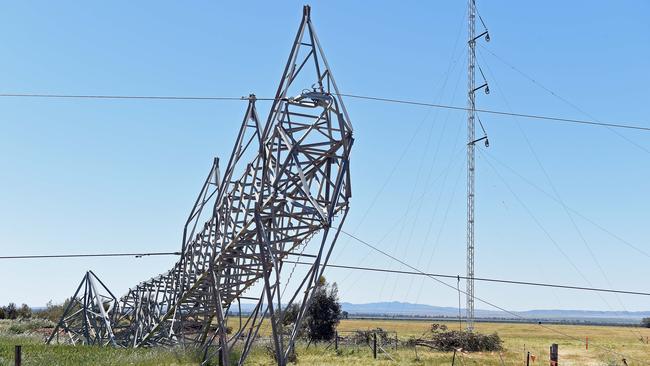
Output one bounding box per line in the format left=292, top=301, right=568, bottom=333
left=498, top=352, right=506, bottom=366
left=526, top=351, right=530, bottom=366
left=373, top=332, right=377, bottom=359
left=394, top=332, right=398, bottom=351
left=451, top=349, right=456, bottom=365
left=14, top=345, right=21, bottom=366
left=335, top=331, right=338, bottom=352
left=550, top=343, right=558, bottom=366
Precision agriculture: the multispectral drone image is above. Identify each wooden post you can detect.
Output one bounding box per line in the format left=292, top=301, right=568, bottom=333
left=335, top=331, right=338, bottom=352
left=549, top=343, right=558, bottom=366
left=451, top=349, right=457, bottom=365
left=373, top=332, right=377, bottom=359
left=395, top=332, right=398, bottom=351
left=585, top=336, right=588, bottom=350
left=526, top=351, right=530, bottom=366
left=14, top=345, right=21, bottom=366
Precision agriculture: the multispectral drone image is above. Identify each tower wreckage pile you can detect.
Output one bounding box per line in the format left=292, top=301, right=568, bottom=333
left=48, top=6, right=353, bottom=365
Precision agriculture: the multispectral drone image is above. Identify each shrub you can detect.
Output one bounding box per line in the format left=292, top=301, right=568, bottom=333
left=6, top=318, right=55, bottom=334
left=35, top=299, right=71, bottom=322
left=353, top=328, right=390, bottom=345
left=409, top=323, right=503, bottom=352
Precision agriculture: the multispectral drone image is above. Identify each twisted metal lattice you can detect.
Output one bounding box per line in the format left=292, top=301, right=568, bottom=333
left=49, top=6, right=353, bottom=365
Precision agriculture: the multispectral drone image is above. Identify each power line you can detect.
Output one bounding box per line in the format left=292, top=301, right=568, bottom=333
left=2, top=246, right=645, bottom=360
left=480, top=149, right=650, bottom=260
left=337, top=93, right=650, bottom=132
left=4, top=249, right=648, bottom=296
left=335, top=228, right=647, bottom=365
left=0, top=93, right=253, bottom=101
left=0, top=91, right=648, bottom=132
left=284, top=261, right=650, bottom=297
left=478, top=45, right=650, bottom=155
left=0, top=252, right=181, bottom=259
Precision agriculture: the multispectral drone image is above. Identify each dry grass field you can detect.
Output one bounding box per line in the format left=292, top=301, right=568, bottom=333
left=245, top=319, right=650, bottom=365
left=1, top=318, right=648, bottom=365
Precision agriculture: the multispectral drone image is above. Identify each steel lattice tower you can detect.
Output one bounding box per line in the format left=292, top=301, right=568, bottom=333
left=48, top=6, right=353, bottom=366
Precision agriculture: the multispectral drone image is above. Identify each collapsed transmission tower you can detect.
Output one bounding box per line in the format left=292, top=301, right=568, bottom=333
left=48, top=6, right=353, bottom=365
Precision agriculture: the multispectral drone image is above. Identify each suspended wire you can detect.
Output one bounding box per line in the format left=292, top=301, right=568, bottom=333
left=476, top=114, right=488, bottom=137
left=0, top=93, right=254, bottom=101
left=480, top=149, right=650, bottom=260
left=478, top=45, right=650, bottom=154
left=334, top=229, right=647, bottom=365
left=472, top=0, right=489, bottom=32
left=285, top=261, right=650, bottom=297
left=482, top=146, right=650, bottom=338
left=337, top=93, right=650, bottom=132
left=385, top=67, right=464, bottom=302
left=340, top=148, right=466, bottom=294
left=0, top=91, right=648, bottom=132
left=457, top=276, right=463, bottom=331
left=401, top=41, right=468, bottom=303
left=5, top=249, right=648, bottom=296
left=479, top=148, right=608, bottom=292
left=477, top=55, right=618, bottom=306
left=477, top=64, right=489, bottom=85
left=331, top=102, right=428, bottom=265
left=333, top=14, right=467, bottom=268
left=414, top=154, right=465, bottom=305
left=0, top=252, right=181, bottom=259
left=477, top=53, right=649, bottom=340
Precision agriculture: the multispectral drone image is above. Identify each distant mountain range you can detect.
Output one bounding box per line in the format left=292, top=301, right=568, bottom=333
left=340, top=301, right=650, bottom=324
left=230, top=301, right=649, bottom=324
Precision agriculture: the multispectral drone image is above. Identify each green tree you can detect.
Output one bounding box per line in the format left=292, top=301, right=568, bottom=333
left=18, top=304, right=32, bottom=319
left=282, top=303, right=301, bottom=326
left=305, top=276, right=342, bottom=342
left=5, top=303, right=18, bottom=320
left=0, top=306, right=5, bottom=319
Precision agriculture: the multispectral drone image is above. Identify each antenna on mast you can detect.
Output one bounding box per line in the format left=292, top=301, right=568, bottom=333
left=467, top=0, right=489, bottom=332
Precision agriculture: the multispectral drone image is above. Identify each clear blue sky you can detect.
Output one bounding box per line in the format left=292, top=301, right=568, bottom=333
left=0, top=1, right=648, bottom=312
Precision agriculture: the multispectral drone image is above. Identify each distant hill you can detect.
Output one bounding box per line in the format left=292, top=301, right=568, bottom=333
left=229, top=301, right=648, bottom=324
left=340, top=301, right=650, bottom=324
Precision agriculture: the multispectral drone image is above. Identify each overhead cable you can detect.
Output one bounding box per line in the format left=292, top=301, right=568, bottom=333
left=0, top=92, right=647, bottom=132
left=0, top=252, right=181, bottom=259
left=336, top=228, right=646, bottom=365
left=284, top=261, right=650, bottom=297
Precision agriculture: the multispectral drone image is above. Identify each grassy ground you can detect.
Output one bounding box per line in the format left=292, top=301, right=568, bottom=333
left=1, top=318, right=648, bottom=365
left=0, top=320, right=199, bottom=366
left=246, top=319, right=650, bottom=365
